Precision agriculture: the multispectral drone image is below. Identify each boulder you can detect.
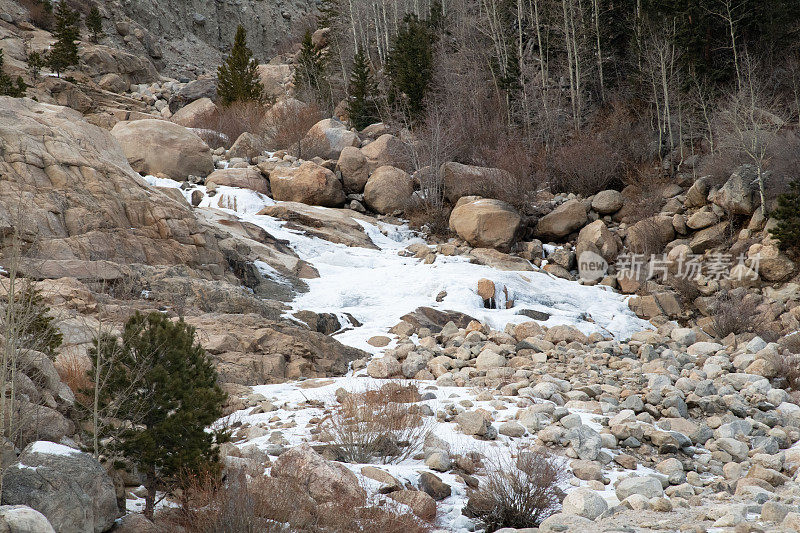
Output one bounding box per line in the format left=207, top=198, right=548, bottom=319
left=363, top=166, right=414, bottom=214
left=360, top=134, right=413, bottom=173
left=2, top=442, right=117, bottom=533
left=688, top=222, right=728, bottom=253
left=168, top=78, right=218, bottom=113
left=271, top=444, right=364, bottom=503
left=536, top=200, right=588, bottom=239
left=455, top=411, right=493, bottom=437
left=110, top=119, right=214, bottom=179
left=615, top=476, right=664, bottom=500
left=387, top=490, right=437, bottom=520
left=79, top=43, right=158, bottom=85
left=749, top=244, right=795, bottom=282
left=449, top=199, right=521, bottom=251
left=366, top=356, right=401, bottom=378
left=685, top=177, right=710, bottom=208
left=228, top=132, right=268, bottom=160
left=566, top=425, right=602, bottom=461
left=712, top=165, right=758, bottom=215
left=562, top=488, right=608, bottom=520
left=170, top=97, right=217, bottom=128
left=269, top=162, right=346, bottom=207
left=302, top=119, right=360, bottom=160
left=96, top=73, right=128, bottom=93
left=0, top=505, right=56, bottom=533
left=336, top=146, right=369, bottom=194
left=206, top=168, right=268, bottom=194
left=591, top=190, right=624, bottom=214
left=440, top=162, right=512, bottom=203
left=257, top=64, right=293, bottom=99
left=626, top=215, right=675, bottom=253
left=419, top=472, right=451, bottom=501
left=577, top=220, right=621, bottom=262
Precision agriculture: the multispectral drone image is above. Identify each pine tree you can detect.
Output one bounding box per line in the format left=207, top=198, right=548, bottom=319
left=347, top=49, right=379, bottom=130
left=216, top=25, right=263, bottom=106
left=294, top=29, right=326, bottom=99
left=86, top=5, right=103, bottom=43
left=89, top=312, right=226, bottom=520
left=48, top=1, right=79, bottom=77
left=386, top=14, right=434, bottom=119
left=28, top=51, right=45, bottom=79
left=0, top=50, right=27, bottom=97
left=769, top=180, right=800, bottom=255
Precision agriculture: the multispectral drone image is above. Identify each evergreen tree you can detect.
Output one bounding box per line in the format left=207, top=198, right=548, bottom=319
left=0, top=50, right=27, bottom=97
left=386, top=14, right=435, bottom=119
left=769, top=180, right=800, bottom=255
left=216, top=25, right=263, bottom=105
left=294, top=29, right=327, bottom=100
left=347, top=49, right=379, bottom=130
left=89, top=312, right=226, bottom=520
left=86, top=5, right=103, bottom=43
left=27, top=51, right=45, bottom=80
left=48, top=1, right=79, bottom=77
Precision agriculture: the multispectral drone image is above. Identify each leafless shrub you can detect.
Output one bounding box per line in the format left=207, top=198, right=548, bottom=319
left=262, top=100, right=322, bottom=158
left=667, top=275, right=701, bottom=305
left=548, top=134, right=621, bottom=195
left=712, top=290, right=760, bottom=338
left=464, top=446, right=566, bottom=532
left=192, top=101, right=270, bottom=149
left=325, top=382, right=431, bottom=464
left=169, top=466, right=430, bottom=533
left=55, top=351, right=93, bottom=406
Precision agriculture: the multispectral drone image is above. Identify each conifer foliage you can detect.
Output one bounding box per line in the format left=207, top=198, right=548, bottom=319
left=89, top=311, right=227, bottom=520
left=86, top=5, right=103, bottom=43
left=295, top=29, right=327, bottom=100
left=386, top=13, right=435, bottom=119
left=0, top=50, right=26, bottom=97
left=347, top=49, right=379, bottom=130
left=217, top=25, right=264, bottom=106
left=48, top=1, right=80, bottom=77
left=770, top=180, right=800, bottom=255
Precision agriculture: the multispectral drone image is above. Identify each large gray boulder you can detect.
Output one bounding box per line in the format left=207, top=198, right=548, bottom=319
left=301, top=119, right=360, bottom=160
left=363, top=165, right=414, bottom=214
left=712, top=165, right=758, bottom=215
left=535, top=199, right=588, bottom=239
left=2, top=442, right=118, bottom=533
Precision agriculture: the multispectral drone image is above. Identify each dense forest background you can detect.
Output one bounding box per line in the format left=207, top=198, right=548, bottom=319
left=288, top=0, right=800, bottom=217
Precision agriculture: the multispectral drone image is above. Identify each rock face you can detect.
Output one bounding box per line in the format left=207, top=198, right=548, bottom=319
left=360, top=134, right=413, bottom=173
left=302, top=119, right=360, bottom=160
left=110, top=119, right=214, bottom=179
left=171, top=97, right=217, bottom=128
left=79, top=43, right=159, bottom=86
left=337, top=146, right=369, bottom=194
left=449, top=199, right=521, bottom=251
left=536, top=200, right=588, bottom=239
left=0, top=505, right=56, bottom=533
left=440, top=162, right=512, bottom=203
left=2, top=442, right=117, bottom=533
left=206, top=168, right=268, bottom=194
left=168, top=78, right=218, bottom=112
left=257, top=64, right=294, bottom=99
left=269, top=162, right=346, bottom=207
left=363, top=166, right=414, bottom=214
left=271, top=444, right=364, bottom=503
left=0, top=97, right=224, bottom=276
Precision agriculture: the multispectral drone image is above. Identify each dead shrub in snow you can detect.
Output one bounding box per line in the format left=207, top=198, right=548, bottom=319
left=464, top=446, right=566, bottom=532
left=169, top=466, right=429, bottom=533
left=325, top=382, right=430, bottom=464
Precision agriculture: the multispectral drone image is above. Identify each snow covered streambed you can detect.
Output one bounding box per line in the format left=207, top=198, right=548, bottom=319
left=143, top=177, right=656, bottom=531
left=144, top=176, right=649, bottom=353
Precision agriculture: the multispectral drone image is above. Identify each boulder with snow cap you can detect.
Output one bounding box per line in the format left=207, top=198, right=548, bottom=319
left=1, top=441, right=117, bottom=533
